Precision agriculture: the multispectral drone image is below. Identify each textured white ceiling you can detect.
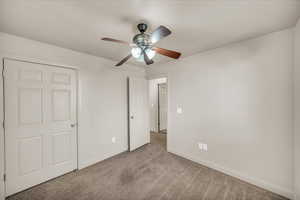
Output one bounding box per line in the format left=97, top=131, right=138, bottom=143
left=0, top=0, right=300, bottom=67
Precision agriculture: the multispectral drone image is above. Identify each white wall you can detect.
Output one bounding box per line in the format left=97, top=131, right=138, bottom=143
left=0, top=28, right=296, bottom=199
left=0, top=32, right=146, bottom=199
left=294, top=18, right=300, bottom=200
left=149, top=78, right=167, bottom=132
left=147, top=29, right=294, bottom=198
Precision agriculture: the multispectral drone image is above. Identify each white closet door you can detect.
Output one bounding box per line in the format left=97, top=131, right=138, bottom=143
left=128, top=77, right=150, bottom=151
left=4, top=59, right=77, bottom=196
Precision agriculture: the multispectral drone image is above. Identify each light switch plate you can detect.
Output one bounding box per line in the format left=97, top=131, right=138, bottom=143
left=198, top=143, right=203, bottom=150
left=203, top=144, right=208, bottom=151
left=177, top=107, right=183, bottom=114
left=112, top=137, right=116, bottom=143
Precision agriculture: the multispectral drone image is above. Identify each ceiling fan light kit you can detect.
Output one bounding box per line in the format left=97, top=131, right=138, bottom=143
left=101, top=23, right=182, bottom=66
left=131, top=47, right=156, bottom=62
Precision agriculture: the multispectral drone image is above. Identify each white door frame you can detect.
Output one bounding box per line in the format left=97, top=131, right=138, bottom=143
left=147, top=75, right=169, bottom=150
left=158, top=83, right=167, bottom=132
left=1, top=57, right=79, bottom=197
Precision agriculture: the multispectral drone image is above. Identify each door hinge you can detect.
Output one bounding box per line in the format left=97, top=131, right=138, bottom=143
left=2, top=68, right=5, bottom=78
left=2, top=121, right=4, bottom=129
left=3, top=174, right=6, bottom=182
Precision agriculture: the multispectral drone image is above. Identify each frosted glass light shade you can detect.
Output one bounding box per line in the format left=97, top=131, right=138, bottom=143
left=131, top=47, right=156, bottom=62
left=146, top=49, right=156, bottom=59
left=131, top=47, right=142, bottom=58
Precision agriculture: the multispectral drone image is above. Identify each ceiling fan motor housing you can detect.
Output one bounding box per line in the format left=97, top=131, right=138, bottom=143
left=134, top=23, right=151, bottom=48
left=133, top=33, right=151, bottom=47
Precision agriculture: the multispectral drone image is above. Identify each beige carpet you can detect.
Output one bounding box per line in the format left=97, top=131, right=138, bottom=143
left=8, top=133, right=287, bottom=200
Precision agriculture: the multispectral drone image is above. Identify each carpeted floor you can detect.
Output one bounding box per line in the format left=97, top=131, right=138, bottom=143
left=8, top=133, right=288, bottom=200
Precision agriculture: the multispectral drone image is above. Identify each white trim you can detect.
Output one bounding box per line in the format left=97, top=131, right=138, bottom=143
left=147, top=75, right=169, bottom=150
left=146, top=73, right=169, bottom=81
left=3, top=57, right=79, bottom=70
left=78, top=149, right=127, bottom=170
left=0, top=58, right=4, bottom=200
left=166, top=76, right=170, bottom=153
left=168, top=149, right=294, bottom=199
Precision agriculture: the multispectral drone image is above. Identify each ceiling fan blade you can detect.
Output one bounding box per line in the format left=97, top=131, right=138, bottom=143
left=101, top=37, right=129, bottom=45
left=115, top=54, right=132, bottom=66
left=142, top=49, right=154, bottom=65
left=152, top=47, right=181, bottom=59
left=150, top=26, right=171, bottom=44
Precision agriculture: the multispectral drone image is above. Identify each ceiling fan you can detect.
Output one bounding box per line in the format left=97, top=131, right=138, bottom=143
left=101, top=23, right=181, bottom=66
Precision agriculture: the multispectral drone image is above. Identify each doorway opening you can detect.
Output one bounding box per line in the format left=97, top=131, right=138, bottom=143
left=149, top=77, right=168, bottom=149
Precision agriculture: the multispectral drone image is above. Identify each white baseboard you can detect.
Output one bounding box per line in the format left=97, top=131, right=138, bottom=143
left=78, top=148, right=127, bottom=170
left=168, top=149, right=294, bottom=199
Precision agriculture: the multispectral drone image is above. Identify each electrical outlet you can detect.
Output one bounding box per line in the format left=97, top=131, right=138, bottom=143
left=112, top=137, right=116, bottom=143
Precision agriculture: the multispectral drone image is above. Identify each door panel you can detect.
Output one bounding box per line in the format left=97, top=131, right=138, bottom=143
left=18, top=136, right=42, bottom=175
left=4, top=59, right=77, bottom=196
left=52, top=89, right=71, bottom=121
left=52, top=72, right=71, bottom=85
left=128, top=77, right=150, bottom=151
left=18, top=88, right=43, bottom=125
left=52, top=132, right=71, bottom=165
